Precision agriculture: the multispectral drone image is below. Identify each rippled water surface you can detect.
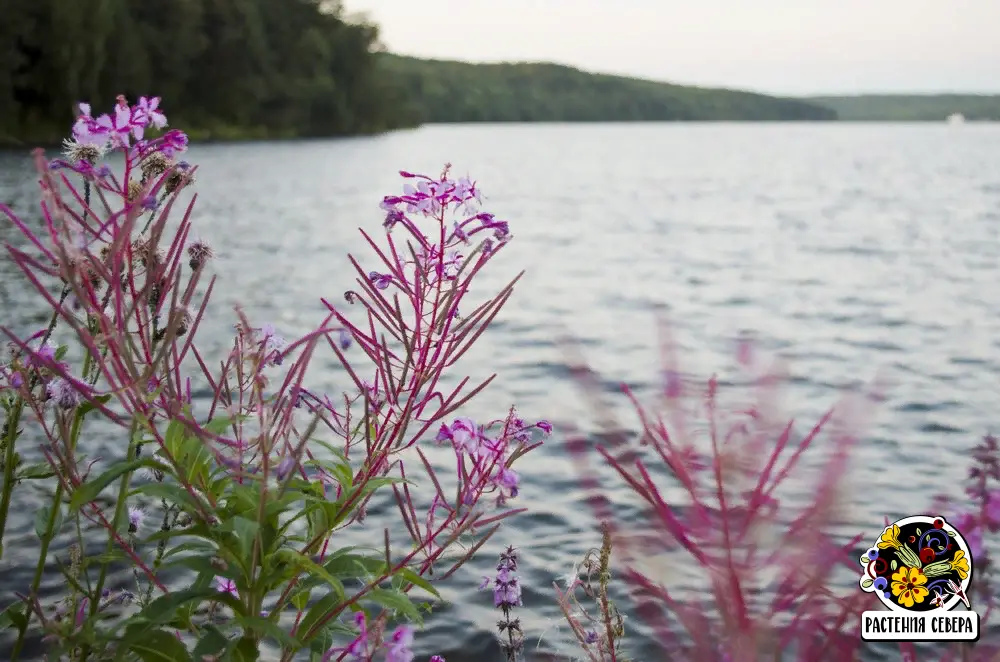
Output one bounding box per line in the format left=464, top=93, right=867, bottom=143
left=2, top=123, right=999, bottom=660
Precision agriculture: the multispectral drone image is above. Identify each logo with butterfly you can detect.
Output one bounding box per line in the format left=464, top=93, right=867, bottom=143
left=860, top=515, right=979, bottom=641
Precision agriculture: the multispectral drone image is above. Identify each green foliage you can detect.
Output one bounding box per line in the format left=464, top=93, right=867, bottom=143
left=377, top=54, right=837, bottom=123
left=808, top=94, right=1000, bottom=121
left=1, top=0, right=419, bottom=145
left=3, top=410, right=435, bottom=660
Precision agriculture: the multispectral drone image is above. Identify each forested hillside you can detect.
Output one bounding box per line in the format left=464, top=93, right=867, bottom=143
left=0, top=0, right=853, bottom=145
left=378, top=55, right=837, bottom=123
left=808, top=95, right=1000, bottom=121
left=0, top=0, right=419, bottom=144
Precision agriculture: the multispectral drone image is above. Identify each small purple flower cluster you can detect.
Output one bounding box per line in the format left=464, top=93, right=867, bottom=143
left=480, top=546, right=523, bottom=661
left=0, top=332, right=87, bottom=411
left=70, top=95, right=186, bottom=155
left=376, top=166, right=512, bottom=286
left=322, top=612, right=438, bottom=662
left=436, top=411, right=551, bottom=505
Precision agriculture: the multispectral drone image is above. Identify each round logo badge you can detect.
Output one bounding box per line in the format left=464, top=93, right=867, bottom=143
left=859, top=515, right=973, bottom=612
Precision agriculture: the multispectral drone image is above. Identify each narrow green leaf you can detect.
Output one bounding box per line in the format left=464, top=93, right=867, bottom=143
left=329, top=462, right=352, bottom=488
left=221, top=516, right=259, bottom=561
left=131, top=482, right=207, bottom=513
left=16, top=462, right=55, bottom=480
left=366, top=587, right=421, bottom=623
left=232, top=636, right=259, bottom=662
left=0, top=601, right=27, bottom=630
left=34, top=503, right=63, bottom=542
left=291, top=589, right=311, bottom=611
left=272, top=550, right=345, bottom=601
left=122, top=588, right=246, bottom=641
left=178, top=434, right=213, bottom=485
left=77, top=393, right=112, bottom=417
left=395, top=567, right=440, bottom=598
left=191, top=625, right=231, bottom=659
left=204, top=415, right=243, bottom=436
left=350, top=476, right=402, bottom=502
left=130, top=630, right=193, bottom=662
left=298, top=592, right=342, bottom=644
left=70, top=458, right=169, bottom=511
left=323, top=549, right=386, bottom=580
left=164, top=419, right=186, bottom=459
left=233, top=615, right=299, bottom=648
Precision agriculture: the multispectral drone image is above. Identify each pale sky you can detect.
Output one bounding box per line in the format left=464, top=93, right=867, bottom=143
left=344, top=0, right=1000, bottom=95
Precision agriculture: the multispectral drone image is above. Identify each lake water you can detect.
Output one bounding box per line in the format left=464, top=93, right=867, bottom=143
left=1, top=122, right=1000, bottom=660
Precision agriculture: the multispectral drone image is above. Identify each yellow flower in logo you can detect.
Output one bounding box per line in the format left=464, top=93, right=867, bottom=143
left=891, top=566, right=929, bottom=608
left=950, top=550, right=970, bottom=580
left=878, top=524, right=902, bottom=549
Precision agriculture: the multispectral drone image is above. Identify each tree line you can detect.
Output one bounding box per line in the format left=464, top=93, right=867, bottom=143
left=1, top=0, right=849, bottom=146
left=378, top=55, right=837, bottom=123
left=808, top=95, right=1000, bottom=121
left=0, top=0, right=420, bottom=144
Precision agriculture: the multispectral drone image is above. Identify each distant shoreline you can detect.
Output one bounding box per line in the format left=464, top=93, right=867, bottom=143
left=4, top=116, right=998, bottom=151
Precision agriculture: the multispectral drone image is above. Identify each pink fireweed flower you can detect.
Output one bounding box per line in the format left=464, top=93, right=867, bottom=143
left=159, top=129, right=189, bottom=158
left=94, top=95, right=138, bottom=147
left=436, top=417, right=480, bottom=455
left=72, top=102, right=109, bottom=148
left=442, top=249, right=463, bottom=279
left=214, top=577, right=238, bottom=598
left=369, top=271, right=392, bottom=290
left=384, top=625, right=415, bottom=662
left=383, top=207, right=405, bottom=230
left=452, top=220, right=470, bottom=243
left=494, top=465, right=520, bottom=499
left=25, top=340, right=57, bottom=367
left=324, top=612, right=369, bottom=661
left=135, top=96, right=168, bottom=131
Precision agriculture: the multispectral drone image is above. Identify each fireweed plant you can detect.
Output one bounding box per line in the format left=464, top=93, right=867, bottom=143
left=551, top=326, right=1000, bottom=661
left=552, top=325, right=884, bottom=660
left=0, top=95, right=549, bottom=661
left=551, top=523, right=627, bottom=662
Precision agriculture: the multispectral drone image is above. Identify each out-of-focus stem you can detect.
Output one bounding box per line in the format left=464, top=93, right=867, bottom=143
left=89, top=419, right=141, bottom=618
left=0, top=286, right=71, bottom=559
left=11, top=351, right=91, bottom=660
left=0, top=397, right=23, bottom=561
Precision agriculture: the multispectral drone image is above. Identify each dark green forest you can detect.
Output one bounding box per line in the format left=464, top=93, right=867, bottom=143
left=378, top=54, right=836, bottom=123
left=0, top=0, right=421, bottom=145
left=807, top=95, right=1000, bottom=121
